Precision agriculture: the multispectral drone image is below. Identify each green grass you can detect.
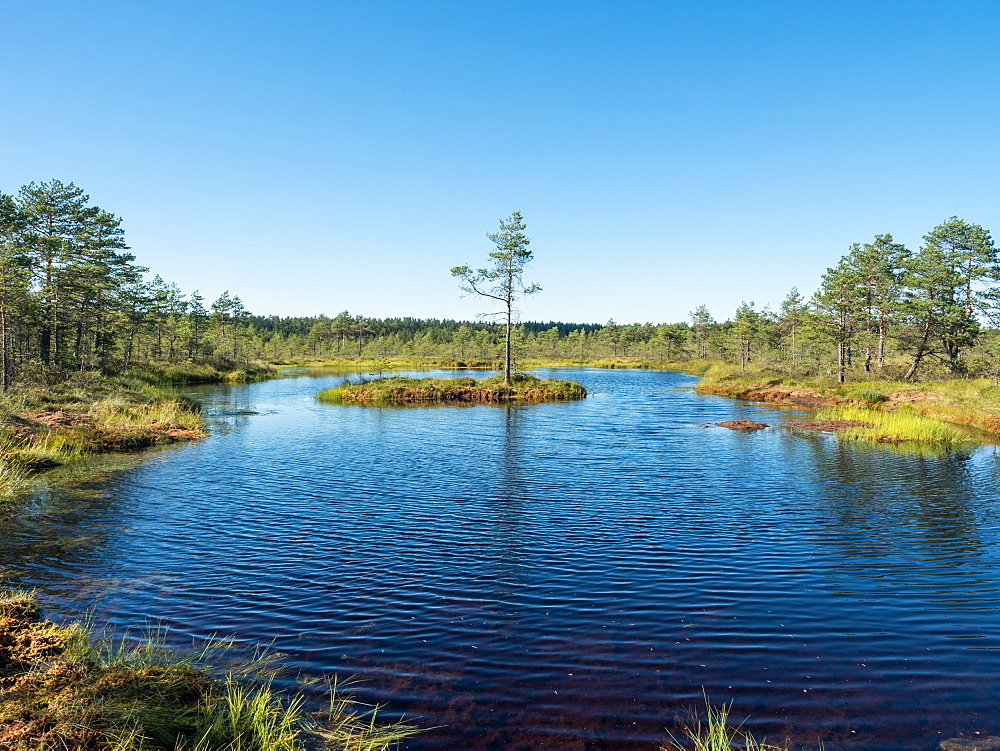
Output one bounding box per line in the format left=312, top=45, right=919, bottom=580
left=813, top=405, right=974, bottom=444
left=0, top=592, right=421, bottom=750
left=688, top=360, right=1000, bottom=445
left=317, top=373, right=587, bottom=406
left=121, top=360, right=278, bottom=386
left=661, top=696, right=783, bottom=751
left=0, top=439, right=32, bottom=496
left=850, top=388, right=889, bottom=404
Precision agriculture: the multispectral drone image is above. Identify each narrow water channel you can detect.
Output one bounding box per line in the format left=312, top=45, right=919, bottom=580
left=2, top=368, right=999, bottom=750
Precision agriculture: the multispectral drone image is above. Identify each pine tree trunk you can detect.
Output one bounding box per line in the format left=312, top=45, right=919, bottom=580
left=504, top=300, right=512, bottom=384
left=0, top=309, right=9, bottom=392
left=904, top=322, right=932, bottom=380
left=790, top=324, right=797, bottom=375
left=877, top=317, right=887, bottom=369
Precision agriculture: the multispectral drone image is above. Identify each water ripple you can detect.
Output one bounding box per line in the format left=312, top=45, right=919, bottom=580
left=2, top=369, right=999, bottom=749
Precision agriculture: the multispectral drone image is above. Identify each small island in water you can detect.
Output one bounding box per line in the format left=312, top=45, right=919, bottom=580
left=316, top=373, right=587, bottom=406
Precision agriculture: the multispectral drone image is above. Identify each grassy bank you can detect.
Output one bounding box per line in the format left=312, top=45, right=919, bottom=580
left=694, top=361, right=1000, bottom=445
left=316, top=373, right=587, bottom=406
left=0, top=592, right=418, bottom=750
left=121, top=360, right=278, bottom=385
left=0, top=361, right=277, bottom=494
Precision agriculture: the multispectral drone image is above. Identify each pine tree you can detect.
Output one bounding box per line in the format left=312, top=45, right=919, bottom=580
left=851, top=234, right=908, bottom=371
left=452, top=211, right=540, bottom=383
left=0, top=194, right=31, bottom=390
left=778, top=288, right=807, bottom=374
left=814, top=253, right=863, bottom=383
left=689, top=306, right=713, bottom=358
left=17, top=180, right=92, bottom=366
left=901, top=218, right=997, bottom=378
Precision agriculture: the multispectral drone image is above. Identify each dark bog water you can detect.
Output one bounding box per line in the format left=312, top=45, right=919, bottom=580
left=3, top=368, right=1000, bottom=750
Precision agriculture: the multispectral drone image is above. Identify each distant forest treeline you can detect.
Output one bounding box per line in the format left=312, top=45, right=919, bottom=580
left=2, top=180, right=999, bottom=389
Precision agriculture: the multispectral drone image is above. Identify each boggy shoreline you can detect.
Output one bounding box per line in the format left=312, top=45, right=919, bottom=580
left=0, top=362, right=276, bottom=493
left=695, top=366, right=1000, bottom=445
left=0, top=592, right=419, bottom=750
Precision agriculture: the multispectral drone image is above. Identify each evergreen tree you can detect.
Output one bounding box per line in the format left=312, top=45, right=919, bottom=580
left=452, top=211, right=540, bottom=383
left=845, top=235, right=908, bottom=372
left=901, top=218, right=998, bottom=378
left=778, top=287, right=807, bottom=374
left=731, top=301, right=761, bottom=373
left=186, top=290, right=208, bottom=358
left=689, top=305, right=713, bottom=358
left=210, top=291, right=235, bottom=358
left=0, top=194, right=31, bottom=390
left=17, top=180, right=92, bottom=366
left=815, top=254, right=862, bottom=383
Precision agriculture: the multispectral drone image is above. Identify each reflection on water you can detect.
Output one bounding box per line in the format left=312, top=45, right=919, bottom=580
left=1, top=368, right=999, bottom=750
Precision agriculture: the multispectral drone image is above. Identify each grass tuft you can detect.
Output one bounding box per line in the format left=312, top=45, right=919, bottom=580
left=851, top=389, right=889, bottom=404
left=661, top=696, right=783, bottom=751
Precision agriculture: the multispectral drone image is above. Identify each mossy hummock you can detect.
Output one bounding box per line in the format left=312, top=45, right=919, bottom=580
left=316, top=373, right=587, bottom=406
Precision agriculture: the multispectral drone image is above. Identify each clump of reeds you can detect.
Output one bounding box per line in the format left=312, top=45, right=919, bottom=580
left=813, top=405, right=972, bottom=444
left=317, top=373, right=587, bottom=406
left=850, top=388, right=889, bottom=404
left=0, top=592, right=421, bottom=750
left=90, top=393, right=204, bottom=433
left=661, top=697, right=783, bottom=751
left=0, top=437, right=31, bottom=496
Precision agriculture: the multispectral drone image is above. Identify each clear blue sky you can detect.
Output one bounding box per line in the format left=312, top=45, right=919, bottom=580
left=3, top=0, right=998, bottom=325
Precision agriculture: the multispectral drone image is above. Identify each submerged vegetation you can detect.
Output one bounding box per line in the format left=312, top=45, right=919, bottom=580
left=316, top=373, right=587, bottom=406
left=0, top=592, right=419, bottom=750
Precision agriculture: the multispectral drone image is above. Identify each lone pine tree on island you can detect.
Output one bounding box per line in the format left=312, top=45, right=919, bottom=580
left=451, top=210, right=540, bottom=384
